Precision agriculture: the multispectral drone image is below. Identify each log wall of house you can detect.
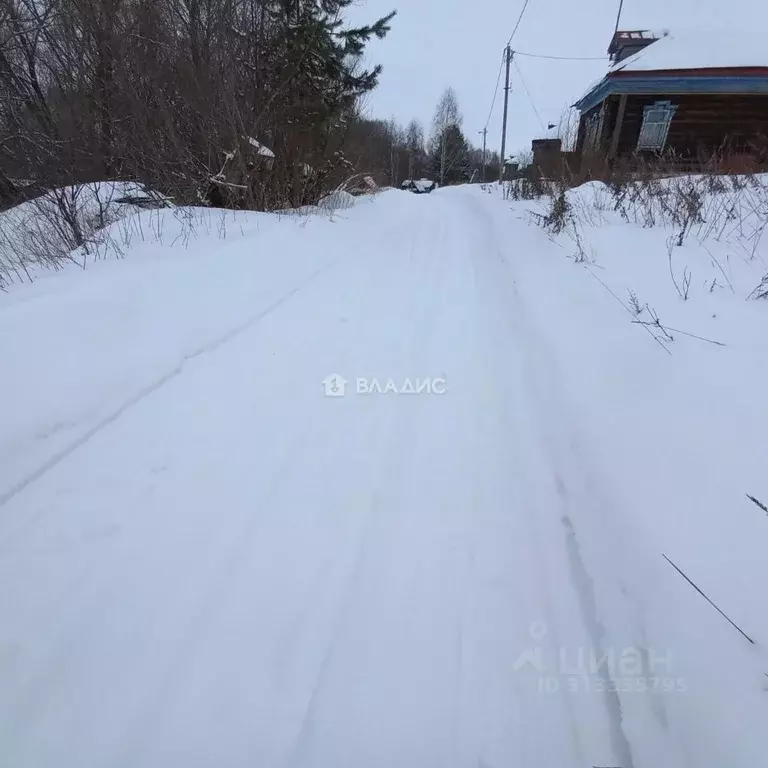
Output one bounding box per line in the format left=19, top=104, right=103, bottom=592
left=608, top=93, right=768, bottom=161
left=574, top=104, right=597, bottom=156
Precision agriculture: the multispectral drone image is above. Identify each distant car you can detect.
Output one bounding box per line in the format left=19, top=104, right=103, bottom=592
left=401, top=178, right=436, bottom=194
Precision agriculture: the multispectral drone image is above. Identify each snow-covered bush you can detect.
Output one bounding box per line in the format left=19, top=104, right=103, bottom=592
left=514, top=170, right=768, bottom=317
left=317, top=191, right=356, bottom=212
left=542, top=187, right=572, bottom=235
left=502, top=177, right=548, bottom=201
left=0, top=182, right=167, bottom=287
left=525, top=171, right=768, bottom=260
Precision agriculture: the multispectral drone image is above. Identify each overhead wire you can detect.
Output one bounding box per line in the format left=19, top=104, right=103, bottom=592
left=483, top=48, right=506, bottom=130
left=492, top=0, right=606, bottom=151
left=512, top=57, right=546, bottom=133
left=506, top=0, right=531, bottom=47
left=513, top=50, right=609, bottom=61
left=488, top=0, right=609, bottom=162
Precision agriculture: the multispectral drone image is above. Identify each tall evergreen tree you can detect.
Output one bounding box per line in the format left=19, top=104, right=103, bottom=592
left=268, top=1, right=395, bottom=122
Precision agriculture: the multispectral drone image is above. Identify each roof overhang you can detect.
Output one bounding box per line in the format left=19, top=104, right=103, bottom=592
left=574, top=69, right=768, bottom=113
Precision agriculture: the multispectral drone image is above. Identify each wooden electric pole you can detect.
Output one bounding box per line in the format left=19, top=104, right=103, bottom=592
left=479, top=128, right=488, bottom=182
left=499, top=46, right=512, bottom=182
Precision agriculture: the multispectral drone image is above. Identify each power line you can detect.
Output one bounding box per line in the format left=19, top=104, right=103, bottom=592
left=506, top=0, right=531, bottom=47
left=512, top=57, right=545, bottom=133
left=513, top=50, right=609, bottom=61
left=613, top=0, right=625, bottom=37
left=484, top=49, right=505, bottom=130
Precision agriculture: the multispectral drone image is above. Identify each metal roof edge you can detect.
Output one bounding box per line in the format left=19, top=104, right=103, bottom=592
left=574, top=72, right=768, bottom=113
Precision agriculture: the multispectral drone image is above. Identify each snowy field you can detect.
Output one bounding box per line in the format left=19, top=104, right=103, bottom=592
left=1, top=182, right=767, bottom=767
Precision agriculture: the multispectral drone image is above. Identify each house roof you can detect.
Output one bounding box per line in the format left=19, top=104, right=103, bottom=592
left=575, top=29, right=768, bottom=112
left=613, top=29, right=768, bottom=73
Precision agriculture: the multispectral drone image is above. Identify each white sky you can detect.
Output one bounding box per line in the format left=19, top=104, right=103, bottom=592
left=347, top=0, right=764, bottom=159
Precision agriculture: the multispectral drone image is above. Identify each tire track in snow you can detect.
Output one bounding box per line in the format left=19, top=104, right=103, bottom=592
left=464, top=193, right=623, bottom=766
left=462, top=196, right=585, bottom=764
left=473, top=192, right=648, bottom=766
left=507, top=291, right=645, bottom=767
left=285, top=214, right=447, bottom=768
left=562, top=513, right=636, bottom=768
left=113, top=413, right=322, bottom=768
left=0, top=225, right=406, bottom=765
left=0, top=261, right=336, bottom=527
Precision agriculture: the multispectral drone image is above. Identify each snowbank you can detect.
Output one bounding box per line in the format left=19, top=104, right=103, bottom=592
left=1, top=181, right=158, bottom=230
left=486, top=176, right=768, bottom=765
left=0, top=181, right=166, bottom=285
left=0, top=181, right=369, bottom=287
left=316, top=190, right=357, bottom=211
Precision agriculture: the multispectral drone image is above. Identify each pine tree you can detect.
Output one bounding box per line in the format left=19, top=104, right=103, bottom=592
left=262, top=1, right=396, bottom=204
left=268, top=1, right=396, bottom=123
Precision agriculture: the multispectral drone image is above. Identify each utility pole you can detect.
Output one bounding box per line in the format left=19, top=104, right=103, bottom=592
left=478, top=128, right=487, bottom=182
left=499, top=46, right=512, bottom=182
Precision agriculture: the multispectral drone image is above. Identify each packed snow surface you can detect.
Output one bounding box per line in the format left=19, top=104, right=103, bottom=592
left=1, top=183, right=767, bottom=767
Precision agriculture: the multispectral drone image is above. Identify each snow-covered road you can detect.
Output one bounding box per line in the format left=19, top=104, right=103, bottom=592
left=2, top=188, right=766, bottom=767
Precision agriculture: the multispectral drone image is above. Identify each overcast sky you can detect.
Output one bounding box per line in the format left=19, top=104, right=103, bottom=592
left=346, top=0, right=761, bottom=159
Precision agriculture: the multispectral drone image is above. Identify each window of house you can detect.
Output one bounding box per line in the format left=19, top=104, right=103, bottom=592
left=637, top=101, right=677, bottom=151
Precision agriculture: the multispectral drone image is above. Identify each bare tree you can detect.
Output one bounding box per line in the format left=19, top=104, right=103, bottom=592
left=0, top=0, right=398, bottom=210
left=431, top=87, right=462, bottom=185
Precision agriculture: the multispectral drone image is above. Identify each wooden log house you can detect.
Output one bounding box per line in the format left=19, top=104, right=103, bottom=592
left=573, top=29, right=768, bottom=172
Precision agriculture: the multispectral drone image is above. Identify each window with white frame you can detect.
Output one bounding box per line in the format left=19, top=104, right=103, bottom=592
left=637, top=101, right=677, bottom=151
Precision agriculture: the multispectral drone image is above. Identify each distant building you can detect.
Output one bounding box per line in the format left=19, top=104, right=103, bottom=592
left=573, top=29, right=768, bottom=171
left=530, top=139, right=577, bottom=180
left=501, top=160, right=520, bottom=180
